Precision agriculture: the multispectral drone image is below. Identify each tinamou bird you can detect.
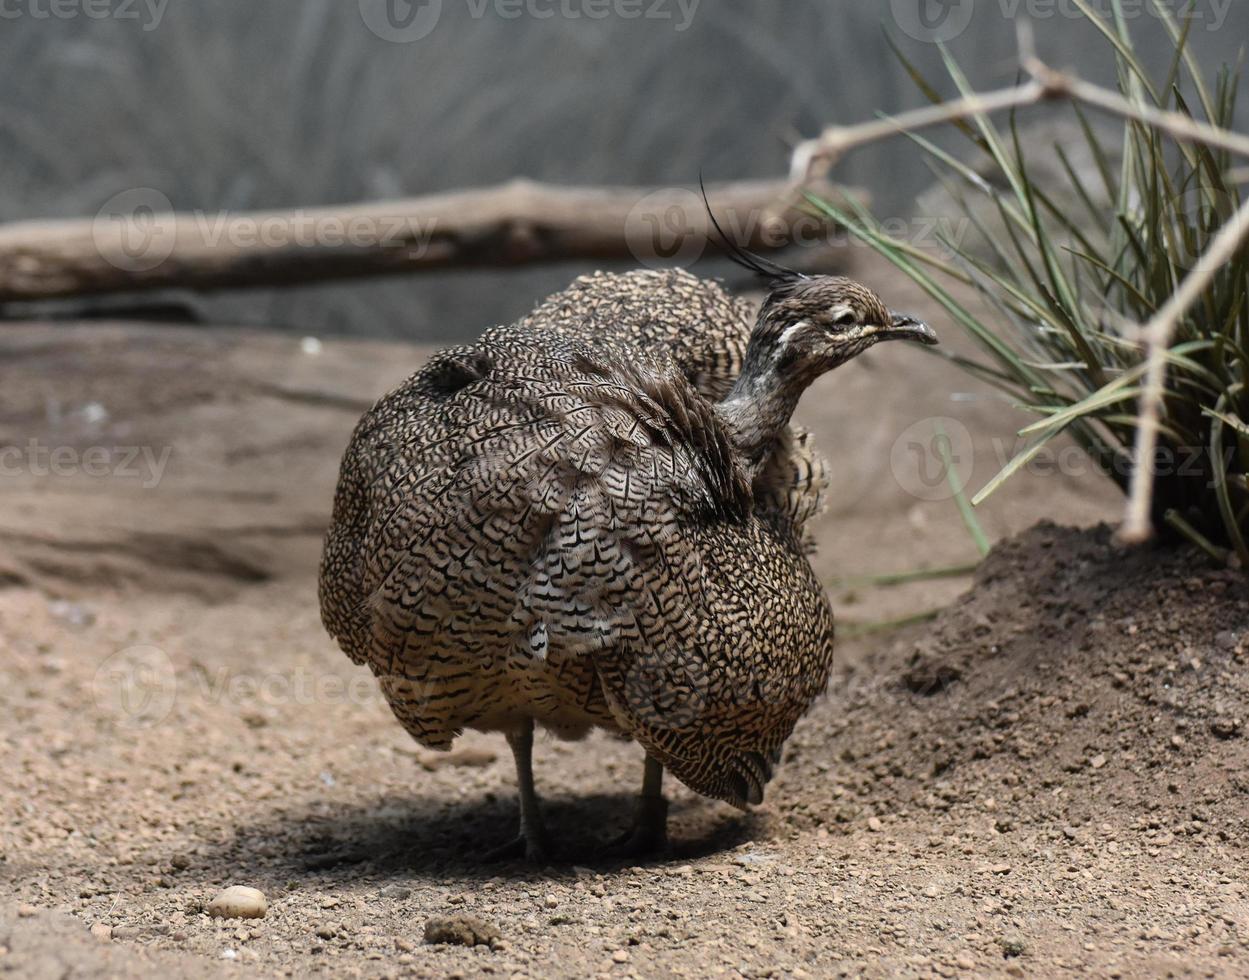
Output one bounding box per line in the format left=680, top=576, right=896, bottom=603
left=319, top=242, right=936, bottom=861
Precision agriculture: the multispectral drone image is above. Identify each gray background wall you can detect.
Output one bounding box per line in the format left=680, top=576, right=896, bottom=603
left=3, top=0, right=1246, bottom=340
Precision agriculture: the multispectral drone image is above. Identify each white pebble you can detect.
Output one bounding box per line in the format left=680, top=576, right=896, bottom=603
left=208, top=886, right=268, bottom=919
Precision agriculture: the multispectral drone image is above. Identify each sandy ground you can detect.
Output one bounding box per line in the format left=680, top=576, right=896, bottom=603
left=2, top=255, right=1245, bottom=978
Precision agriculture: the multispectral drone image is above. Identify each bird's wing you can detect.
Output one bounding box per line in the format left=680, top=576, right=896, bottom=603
left=514, top=269, right=756, bottom=401
left=590, top=516, right=836, bottom=809
left=319, top=325, right=749, bottom=678
left=752, top=425, right=831, bottom=551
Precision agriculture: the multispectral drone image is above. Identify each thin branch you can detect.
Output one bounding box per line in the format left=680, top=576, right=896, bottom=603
left=789, top=80, right=1053, bottom=181
left=1022, top=56, right=1249, bottom=160
left=791, top=56, right=1249, bottom=185
left=1119, top=195, right=1249, bottom=543
left=791, top=48, right=1249, bottom=544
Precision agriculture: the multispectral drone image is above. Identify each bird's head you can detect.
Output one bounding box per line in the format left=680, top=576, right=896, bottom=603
left=699, top=181, right=936, bottom=382
left=756, top=273, right=938, bottom=375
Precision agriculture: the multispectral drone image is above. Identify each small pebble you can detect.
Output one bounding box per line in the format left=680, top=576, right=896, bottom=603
left=423, top=914, right=501, bottom=948
left=17, top=904, right=37, bottom=918
left=48, top=600, right=95, bottom=629
left=417, top=748, right=498, bottom=772
left=613, top=949, right=630, bottom=963
left=89, top=922, right=112, bottom=942
left=867, top=816, right=883, bottom=833
left=1211, top=717, right=1242, bottom=740
left=208, top=886, right=268, bottom=919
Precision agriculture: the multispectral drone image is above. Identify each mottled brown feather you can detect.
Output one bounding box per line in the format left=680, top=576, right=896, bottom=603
left=319, top=270, right=834, bottom=807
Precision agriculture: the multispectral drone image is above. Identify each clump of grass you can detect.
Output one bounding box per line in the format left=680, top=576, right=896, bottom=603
left=814, top=5, right=1249, bottom=565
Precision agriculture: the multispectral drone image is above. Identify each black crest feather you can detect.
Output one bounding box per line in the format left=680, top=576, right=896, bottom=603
left=699, top=174, right=806, bottom=286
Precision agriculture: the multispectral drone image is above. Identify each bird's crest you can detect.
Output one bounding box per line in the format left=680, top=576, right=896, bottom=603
left=699, top=175, right=807, bottom=287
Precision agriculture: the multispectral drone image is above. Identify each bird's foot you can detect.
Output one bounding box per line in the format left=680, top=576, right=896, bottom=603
left=601, top=796, right=668, bottom=860
left=482, top=826, right=551, bottom=864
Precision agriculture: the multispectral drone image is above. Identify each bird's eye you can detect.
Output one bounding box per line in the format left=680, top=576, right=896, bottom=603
left=831, top=309, right=858, bottom=328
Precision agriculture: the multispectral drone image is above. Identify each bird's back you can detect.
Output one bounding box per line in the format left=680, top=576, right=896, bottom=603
left=513, top=268, right=755, bottom=401
left=518, top=269, right=831, bottom=538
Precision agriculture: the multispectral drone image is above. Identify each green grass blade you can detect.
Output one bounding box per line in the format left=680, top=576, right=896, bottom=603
left=935, top=420, right=990, bottom=557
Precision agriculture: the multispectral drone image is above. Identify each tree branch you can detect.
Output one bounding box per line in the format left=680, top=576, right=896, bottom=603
left=0, top=178, right=859, bottom=304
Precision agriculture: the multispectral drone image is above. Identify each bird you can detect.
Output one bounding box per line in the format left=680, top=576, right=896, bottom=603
left=318, top=246, right=936, bottom=862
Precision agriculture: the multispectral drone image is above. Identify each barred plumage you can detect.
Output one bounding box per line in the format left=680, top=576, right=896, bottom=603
left=319, top=267, right=935, bottom=859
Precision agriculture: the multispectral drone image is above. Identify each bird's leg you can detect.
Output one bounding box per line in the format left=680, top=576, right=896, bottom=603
left=483, top=719, right=551, bottom=863
left=604, top=754, right=668, bottom=858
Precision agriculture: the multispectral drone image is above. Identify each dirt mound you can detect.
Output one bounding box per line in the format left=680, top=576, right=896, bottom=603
left=780, top=522, right=1249, bottom=842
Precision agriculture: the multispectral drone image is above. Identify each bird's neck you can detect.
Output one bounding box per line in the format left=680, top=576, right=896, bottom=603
left=716, top=333, right=817, bottom=473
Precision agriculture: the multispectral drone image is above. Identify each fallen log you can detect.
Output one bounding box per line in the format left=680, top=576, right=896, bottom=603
left=0, top=178, right=864, bottom=303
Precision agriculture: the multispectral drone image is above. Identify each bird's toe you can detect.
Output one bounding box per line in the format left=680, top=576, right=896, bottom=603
left=481, top=835, right=553, bottom=864
left=601, top=795, right=669, bottom=860
left=600, top=825, right=668, bottom=861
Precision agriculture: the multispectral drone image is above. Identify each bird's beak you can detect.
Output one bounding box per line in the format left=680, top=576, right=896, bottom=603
left=882, top=312, right=939, bottom=346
